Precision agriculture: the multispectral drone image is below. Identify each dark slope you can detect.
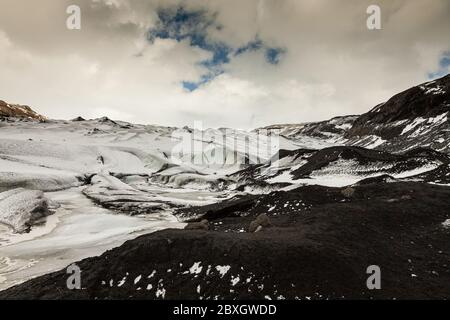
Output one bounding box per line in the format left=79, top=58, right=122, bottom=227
left=260, top=74, right=450, bottom=153
left=348, top=74, right=450, bottom=134
left=1, top=181, right=449, bottom=300
left=229, top=146, right=450, bottom=186
left=290, top=146, right=447, bottom=179
left=345, top=74, right=450, bottom=152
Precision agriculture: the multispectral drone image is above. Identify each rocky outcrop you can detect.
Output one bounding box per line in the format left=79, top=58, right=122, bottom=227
left=184, top=219, right=209, bottom=230
left=0, top=100, right=46, bottom=121
left=248, top=213, right=271, bottom=232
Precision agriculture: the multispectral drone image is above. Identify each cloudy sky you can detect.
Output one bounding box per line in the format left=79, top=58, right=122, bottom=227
left=0, top=0, right=449, bottom=128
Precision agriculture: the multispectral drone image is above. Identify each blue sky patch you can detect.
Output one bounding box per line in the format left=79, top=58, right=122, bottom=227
left=148, top=7, right=214, bottom=44
left=235, top=39, right=263, bottom=56
left=182, top=81, right=199, bottom=91
left=265, top=47, right=285, bottom=65
left=428, top=51, right=450, bottom=79
left=148, top=6, right=286, bottom=91
left=182, top=72, right=222, bottom=91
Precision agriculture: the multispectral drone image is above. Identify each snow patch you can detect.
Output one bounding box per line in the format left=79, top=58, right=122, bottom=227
left=231, top=275, right=240, bottom=286
left=442, top=219, right=450, bottom=229
left=215, top=265, right=231, bottom=278
left=189, top=262, right=203, bottom=275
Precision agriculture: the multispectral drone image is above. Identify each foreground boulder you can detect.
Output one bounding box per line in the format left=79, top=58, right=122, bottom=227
left=341, top=187, right=355, bottom=198
left=249, top=213, right=271, bottom=232
left=0, top=188, right=52, bottom=233
left=184, top=219, right=209, bottom=230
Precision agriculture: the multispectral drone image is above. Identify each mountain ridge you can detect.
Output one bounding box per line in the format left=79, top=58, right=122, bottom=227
left=260, top=74, right=450, bottom=153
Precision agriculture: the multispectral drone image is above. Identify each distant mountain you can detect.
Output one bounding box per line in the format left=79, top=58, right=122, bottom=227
left=0, top=100, right=46, bottom=121
left=262, top=74, right=450, bottom=153
left=260, top=115, right=358, bottom=144
left=231, top=146, right=450, bottom=187
left=346, top=74, right=450, bottom=153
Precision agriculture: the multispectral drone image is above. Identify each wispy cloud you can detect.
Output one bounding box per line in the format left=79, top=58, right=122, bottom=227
left=148, top=5, right=286, bottom=91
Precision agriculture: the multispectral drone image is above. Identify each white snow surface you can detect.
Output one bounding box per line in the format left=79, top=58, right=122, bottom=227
left=0, top=116, right=447, bottom=290
left=0, top=187, right=185, bottom=291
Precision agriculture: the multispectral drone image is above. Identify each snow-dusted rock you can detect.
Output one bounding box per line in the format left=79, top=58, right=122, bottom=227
left=82, top=174, right=169, bottom=215
left=0, top=188, right=52, bottom=233
left=0, top=100, right=46, bottom=121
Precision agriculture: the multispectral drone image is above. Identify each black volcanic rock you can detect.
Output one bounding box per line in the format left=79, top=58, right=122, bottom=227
left=354, top=174, right=398, bottom=185
left=1, top=182, right=449, bottom=300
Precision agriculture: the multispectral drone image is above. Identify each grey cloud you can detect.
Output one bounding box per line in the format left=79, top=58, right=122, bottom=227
left=0, top=0, right=448, bottom=128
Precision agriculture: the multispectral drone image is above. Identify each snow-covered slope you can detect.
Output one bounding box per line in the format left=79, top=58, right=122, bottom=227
left=0, top=115, right=302, bottom=220
left=259, top=115, right=357, bottom=146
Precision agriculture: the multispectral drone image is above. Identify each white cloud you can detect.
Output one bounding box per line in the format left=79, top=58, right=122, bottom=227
left=0, top=0, right=449, bottom=128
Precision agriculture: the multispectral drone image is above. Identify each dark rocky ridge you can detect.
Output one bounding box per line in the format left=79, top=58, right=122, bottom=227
left=1, top=181, right=449, bottom=300
left=292, top=146, right=449, bottom=179
left=229, top=146, right=450, bottom=186
left=347, top=74, right=450, bottom=137
left=344, top=74, right=450, bottom=153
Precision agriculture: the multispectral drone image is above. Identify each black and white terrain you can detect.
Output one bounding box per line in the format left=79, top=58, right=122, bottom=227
left=0, top=75, right=449, bottom=300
